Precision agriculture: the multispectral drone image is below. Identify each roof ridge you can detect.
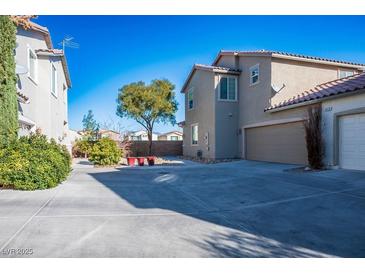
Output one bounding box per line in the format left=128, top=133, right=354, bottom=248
left=216, top=49, right=365, bottom=67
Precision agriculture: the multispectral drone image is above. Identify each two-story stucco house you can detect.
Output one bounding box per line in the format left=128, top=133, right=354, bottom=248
left=12, top=16, right=72, bottom=150
left=180, top=50, right=365, bottom=170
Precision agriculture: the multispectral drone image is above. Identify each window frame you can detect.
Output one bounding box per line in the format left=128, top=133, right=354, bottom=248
left=50, top=62, right=58, bottom=97
left=249, top=64, right=260, bottom=86
left=191, top=123, right=198, bottom=146
left=187, top=87, right=194, bottom=110
left=338, top=69, right=354, bottom=79
left=218, top=75, right=238, bottom=102
left=27, top=45, right=38, bottom=84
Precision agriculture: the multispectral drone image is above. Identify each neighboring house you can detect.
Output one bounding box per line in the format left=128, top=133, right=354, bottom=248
left=65, top=129, right=81, bottom=149
left=124, top=130, right=159, bottom=141
left=158, top=131, right=183, bottom=141
left=180, top=50, right=365, bottom=170
left=12, top=16, right=72, bottom=150
left=97, top=129, right=122, bottom=141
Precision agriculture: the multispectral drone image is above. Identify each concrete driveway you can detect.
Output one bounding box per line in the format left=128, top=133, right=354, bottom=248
left=1, top=159, right=365, bottom=257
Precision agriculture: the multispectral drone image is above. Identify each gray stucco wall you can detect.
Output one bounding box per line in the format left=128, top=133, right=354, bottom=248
left=16, top=28, right=70, bottom=148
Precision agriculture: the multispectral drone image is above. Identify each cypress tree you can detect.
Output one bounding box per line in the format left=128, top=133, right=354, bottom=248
left=0, top=16, right=18, bottom=147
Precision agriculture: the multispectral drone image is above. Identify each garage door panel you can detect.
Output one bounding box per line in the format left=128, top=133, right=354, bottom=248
left=339, top=113, right=365, bottom=171
left=246, top=122, right=307, bottom=165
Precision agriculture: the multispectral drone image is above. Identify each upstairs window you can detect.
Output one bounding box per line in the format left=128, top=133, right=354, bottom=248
left=339, top=70, right=354, bottom=79
left=219, top=76, right=237, bottom=101
left=188, top=87, right=194, bottom=110
left=27, top=47, right=37, bottom=83
left=51, top=63, right=57, bottom=96
left=249, top=64, right=259, bottom=85
left=191, top=124, right=198, bottom=145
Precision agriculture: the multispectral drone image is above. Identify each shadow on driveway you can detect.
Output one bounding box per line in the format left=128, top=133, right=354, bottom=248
left=87, top=161, right=365, bottom=257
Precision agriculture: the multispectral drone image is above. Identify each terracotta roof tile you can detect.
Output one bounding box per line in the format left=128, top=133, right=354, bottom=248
left=36, top=48, right=64, bottom=55
left=265, top=73, right=365, bottom=111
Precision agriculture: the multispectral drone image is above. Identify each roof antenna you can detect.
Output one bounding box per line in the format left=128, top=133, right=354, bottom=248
left=58, top=35, right=79, bottom=53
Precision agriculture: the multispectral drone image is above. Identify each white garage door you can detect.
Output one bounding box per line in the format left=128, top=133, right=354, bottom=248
left=339, top=113, right=365, bottom=170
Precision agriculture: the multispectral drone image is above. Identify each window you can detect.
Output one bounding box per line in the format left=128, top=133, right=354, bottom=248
left=188, top=88, right=194, bottom=110
left=249, top=64, right=259, bottom=85
left=171, top=136, right=178, bottom=141
left=339, top=70, right=354, bottom=79
left=27, top=47, right=37, bottom=83
left=51, top=63, right=57, bottom=96
left=191, top=124, right=198, bottom=145
left=219, top=76, right=237, bottom=101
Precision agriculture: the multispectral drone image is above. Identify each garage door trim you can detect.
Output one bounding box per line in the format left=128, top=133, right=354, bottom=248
left=333, top=107, right=365, bottom=167
left=244, top=120, right=308, bottom=165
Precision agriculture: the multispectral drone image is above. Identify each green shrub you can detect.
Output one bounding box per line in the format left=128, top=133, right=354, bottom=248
left=72, top=138, right=94, bottom=157
left=0, top=133, right=72, bottom=190
left=89, top=138, right=121, bottom=166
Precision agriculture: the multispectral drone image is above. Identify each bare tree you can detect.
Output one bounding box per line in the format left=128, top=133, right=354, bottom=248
left=303, top=106, right=324, bottom=169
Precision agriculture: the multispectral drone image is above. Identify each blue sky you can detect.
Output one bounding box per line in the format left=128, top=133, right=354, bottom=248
left=37, top=16, right=365, bottom=132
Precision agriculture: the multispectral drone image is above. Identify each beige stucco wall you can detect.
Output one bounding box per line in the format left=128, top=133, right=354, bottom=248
left=322, top=92, right=365, bottom=167
left=215, top=55, right=237, bottom=68
left=16, top=28, right=70, bottom=148
left=214, top=74, right=239, bottom=158
left=183, top=70, right=216, bottom=158
left=271, top=58, right=362, bottom=107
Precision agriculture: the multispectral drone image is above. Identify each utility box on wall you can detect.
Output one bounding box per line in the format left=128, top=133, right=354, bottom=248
left=204, top=132, right=209, bottom=151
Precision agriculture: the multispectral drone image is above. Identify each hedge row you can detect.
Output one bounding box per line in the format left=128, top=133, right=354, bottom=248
left=0, top=134, right=71, bottom=190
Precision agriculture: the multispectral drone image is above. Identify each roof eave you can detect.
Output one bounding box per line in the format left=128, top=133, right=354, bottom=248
left=212, top=50, right=365, bottom=69
left=180, top=65, right=240, bottom=93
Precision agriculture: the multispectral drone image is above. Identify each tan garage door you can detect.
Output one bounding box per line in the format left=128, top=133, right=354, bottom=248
left=246, top=122, right=307, bottom=164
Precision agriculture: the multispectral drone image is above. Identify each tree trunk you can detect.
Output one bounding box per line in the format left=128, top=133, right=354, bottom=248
left=147, top=130, right=153, bottom=156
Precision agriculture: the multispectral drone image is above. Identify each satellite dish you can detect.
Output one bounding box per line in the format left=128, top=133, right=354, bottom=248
left=271, top=83, right=285, bottom=93
left=16, top=64, right=28, bottom=75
